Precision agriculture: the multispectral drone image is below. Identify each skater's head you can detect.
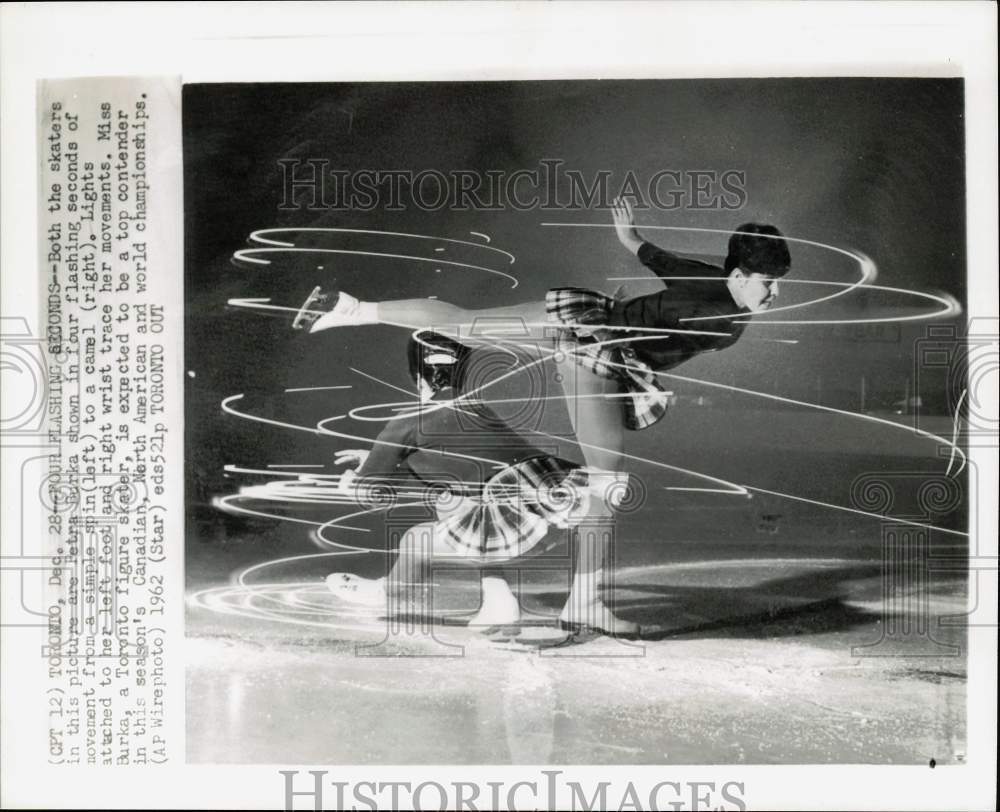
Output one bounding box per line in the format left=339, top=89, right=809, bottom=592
left=407, top=332, right=472, bottom=401
left=725, top=224, right=790, bottom=312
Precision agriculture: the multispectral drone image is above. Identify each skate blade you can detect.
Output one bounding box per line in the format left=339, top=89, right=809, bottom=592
left=292, top=285, right=331, bottom=330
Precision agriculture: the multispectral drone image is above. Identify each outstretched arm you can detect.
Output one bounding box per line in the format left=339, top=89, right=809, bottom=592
left=356, top=419, right=416, bottom=479
left=335, top=419, right=417, bottom=496
left=613, top=197, right=714, bottom=284
left=611, top=196, right=645, bottom=256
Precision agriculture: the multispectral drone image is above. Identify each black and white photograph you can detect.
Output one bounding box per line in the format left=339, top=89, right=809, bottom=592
left=2, top=3, right=996, bottom=810
left=184, top=79, right=971, bottom=766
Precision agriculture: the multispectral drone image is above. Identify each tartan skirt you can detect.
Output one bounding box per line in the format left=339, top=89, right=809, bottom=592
left=545, top=287, right=670, bottom=431
left=432, top=455, right=589, bottom=563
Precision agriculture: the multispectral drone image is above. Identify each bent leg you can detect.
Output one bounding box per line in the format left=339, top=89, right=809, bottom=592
left=388, top=522, right=521, bottom=624
left=323, top=523, right=438, bottom=607
left=469, top=571, right=521, bottom=626
left=384, top=521, right=437, bottom=614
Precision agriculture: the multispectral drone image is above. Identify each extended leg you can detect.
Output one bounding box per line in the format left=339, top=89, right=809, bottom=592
left=324, top=521, right=437, bottom=609
left=311, top=291, right=553, bottom=341
left=379, top=298, right=551, bottom=341
left=327, top=521, right=521, bottom=624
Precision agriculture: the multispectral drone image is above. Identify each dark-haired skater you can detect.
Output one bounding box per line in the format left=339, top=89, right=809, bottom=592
left=307, top=198, right=792, bottom=634
left=327, top=331, right=622, bottom=629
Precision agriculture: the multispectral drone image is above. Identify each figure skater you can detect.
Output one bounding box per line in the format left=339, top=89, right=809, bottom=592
left=301, top=199, right=791, bottom=634
left=325, top=331, right=627, bottom=630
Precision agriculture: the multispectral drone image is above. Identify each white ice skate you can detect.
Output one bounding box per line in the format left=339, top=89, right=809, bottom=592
left=309, top=289, right=378, bottom=332
left=291, top=285, right=334, bottom=331
left=324, top=572, right=387, bottom=606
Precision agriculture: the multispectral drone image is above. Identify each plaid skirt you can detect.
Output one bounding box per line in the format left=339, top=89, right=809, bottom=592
left=433, top=455, right=589, bottom=563
left=546, top=287, right=669, bottom=431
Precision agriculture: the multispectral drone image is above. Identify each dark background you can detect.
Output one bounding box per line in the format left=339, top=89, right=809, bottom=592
left=183, top=79, right=968, bottom=573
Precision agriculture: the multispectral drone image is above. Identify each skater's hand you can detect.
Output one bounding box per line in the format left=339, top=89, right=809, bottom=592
left=610, top=283, right=629, bottom=301
left=612, top=196, right=635, bottom=230
left=335, top=449, right=370, bottom=469
left=611, top=196, right=643, bottom=255
left=337, top=467, right=359, bottom=494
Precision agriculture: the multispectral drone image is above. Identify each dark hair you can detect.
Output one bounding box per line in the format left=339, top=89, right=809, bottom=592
left=724, top=223, right=791, bottom=278
left=406, top=331, right=472, bottom=393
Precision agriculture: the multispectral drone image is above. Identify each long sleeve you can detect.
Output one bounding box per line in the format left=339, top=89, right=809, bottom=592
left=356, top=416, right=417, bottom=478
left=637, top=241, right=726, bottom=285
left=608, top=284, right=748, bottom=371
left=610, top=287, right=722, bottom=330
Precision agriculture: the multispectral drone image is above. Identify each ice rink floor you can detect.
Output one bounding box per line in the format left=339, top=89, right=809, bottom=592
left=186, top=532, right=967, bottom=765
